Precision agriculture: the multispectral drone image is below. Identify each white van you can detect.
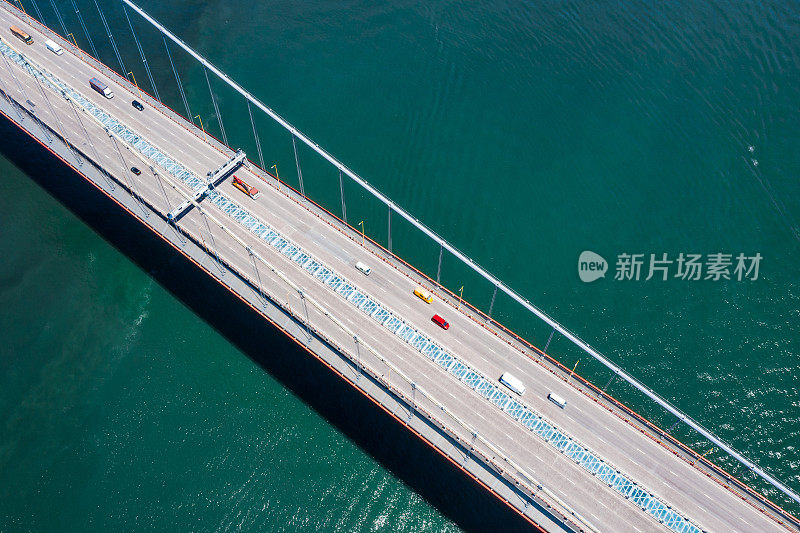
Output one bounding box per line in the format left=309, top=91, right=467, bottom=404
left=45, top=39, right=63, bottom=56
left=355, top=261, right=371, bottom=275
left=548, top=392, right=567, bottom=409
left=499, top=372, right=526, bottom=396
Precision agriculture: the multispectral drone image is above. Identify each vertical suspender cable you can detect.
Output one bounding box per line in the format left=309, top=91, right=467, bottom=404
left=0, top=52, right=26, bottom=97
left=387, top=206, right=392, bottom=252
left=488, top=284, right=498, bottom=318
left=0, top=64, right=26, bottom=123
left=248, top=247, right=267, bottom=307
left=66, top=94, right=117, bottom=190
left=163, top=35, right=190, bottom=119
left=543, top=328, right=556, bottom=354
left=436, top=244, right=443, bottom=284
left=151, top=167, right=187, bottom=245
left=122, top=3, right=159, bottom=101
left=48, top=0, right=69, bottom=37
left=602, top=374, right=615, bottom=393
left=299, top=291, right=312, bottom=341
left=93, top=0, right=127, bottom=75
left=4, top=54, right=55, bottom=143
left=246, top=100, right=265, bottom=169
left=151, top=168, right=172, bottom=212
left=108, top=132, right=148, bottom=216
left=28, top=0, right=47, bottom=25
left=338, top=169, right=346, bottom=223
left=72, top=103, right=115, bottom=189
left=170, top=219, right=187, bottom=246
left=200, top=209, right=225, bottom=275
left=32, top=73, right=81, bottom=165
left=0, top=53, right=28, bottom=123
left=12, top=0, right=29, bottom=23
left=292, top=133, right=305, bottom=197
left=204, top=67, right=227, bottom=145
left=70, top=0, right=99, bottom=59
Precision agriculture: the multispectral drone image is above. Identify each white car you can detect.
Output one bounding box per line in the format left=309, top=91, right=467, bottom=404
left=355, top=261, right=371, bottom=275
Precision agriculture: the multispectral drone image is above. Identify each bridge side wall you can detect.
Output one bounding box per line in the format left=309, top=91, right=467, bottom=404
left=0, top=88, right=579, bottom=533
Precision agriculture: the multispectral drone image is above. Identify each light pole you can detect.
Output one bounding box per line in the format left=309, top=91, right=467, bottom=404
left=271, top=163, right=281, bottom=189
left=194, top=114, right=207, bottom=142
left=358, top=220, right=365, bottom=245
left=127, top=71, right=143, bottom=100
left=692, top=447, right=715, bottom=467
left=67, top=33, right=82, bottom=57
left=14, top=0, right=30, bottom=23
left=457, top=285, right=464, bottom=309
left=299, top=289, right=311, bottom=340
left=568, top=359, right=579, bottom=383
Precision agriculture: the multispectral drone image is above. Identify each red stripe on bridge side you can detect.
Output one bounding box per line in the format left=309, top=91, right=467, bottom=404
left=0, top=105, right=552, bottom=533
left=255, top=173, right=798, bottom=528
left=3, top=2, right=795, bottom=523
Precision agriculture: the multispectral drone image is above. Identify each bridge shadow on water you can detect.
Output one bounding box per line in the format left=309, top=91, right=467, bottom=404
left=0, top=118, right=536, bottom=532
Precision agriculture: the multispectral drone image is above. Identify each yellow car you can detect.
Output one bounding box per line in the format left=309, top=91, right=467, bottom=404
left=413, top=286, right=433, bottom=304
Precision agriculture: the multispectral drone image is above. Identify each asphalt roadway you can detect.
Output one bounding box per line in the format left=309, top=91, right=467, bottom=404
left=0, top=7, right=789, bottom=532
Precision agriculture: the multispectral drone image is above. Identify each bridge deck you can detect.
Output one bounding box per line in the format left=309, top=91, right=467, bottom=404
left=0, top=6, right=790, bottom=532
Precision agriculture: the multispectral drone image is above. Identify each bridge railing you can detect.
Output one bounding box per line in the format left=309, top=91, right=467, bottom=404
left=0, top=40, right=593, bottom=528
left=113, top=0, right=800, bottom=513
left=2, top=0, right=798, bottom=522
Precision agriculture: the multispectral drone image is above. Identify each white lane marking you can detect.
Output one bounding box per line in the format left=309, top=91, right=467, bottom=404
left=7, top=29, right=723, bottom=522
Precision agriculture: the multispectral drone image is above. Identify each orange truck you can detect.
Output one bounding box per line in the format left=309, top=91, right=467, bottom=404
left=233, top=176, right=260, bottom=199
left=10, top=26, right=33, bottom=45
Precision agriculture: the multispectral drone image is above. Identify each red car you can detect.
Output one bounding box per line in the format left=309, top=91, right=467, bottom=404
left=432, top=314, right=450, bottom=330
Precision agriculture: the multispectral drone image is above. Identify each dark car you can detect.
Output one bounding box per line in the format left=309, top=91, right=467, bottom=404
left=130, top=167, right=141, bottom=175
left=131, top=100, right=144, bottom=111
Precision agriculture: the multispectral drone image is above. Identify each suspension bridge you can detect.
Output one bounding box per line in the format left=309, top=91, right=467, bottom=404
left=0, top=1, right=797, bottom=531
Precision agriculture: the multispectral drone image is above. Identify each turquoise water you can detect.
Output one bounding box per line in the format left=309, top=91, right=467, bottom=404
left=1, top=0, right=799, bottom=529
